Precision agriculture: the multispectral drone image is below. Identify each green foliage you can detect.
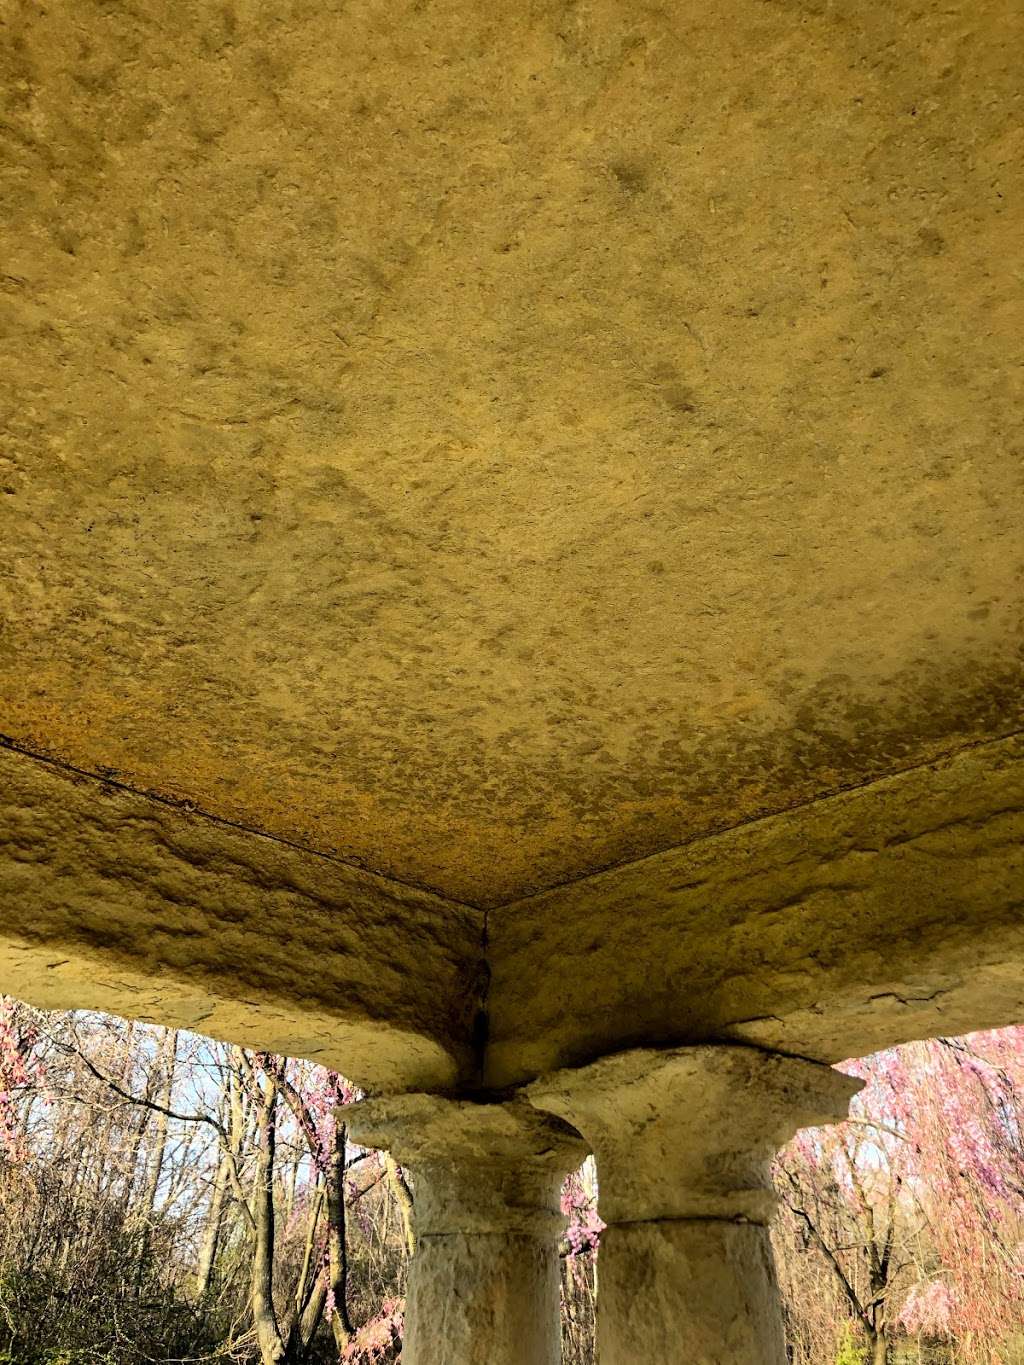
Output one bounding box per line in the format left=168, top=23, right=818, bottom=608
left=835, top=1321, right=867, bottom=1365
left=998, top=1334, right=1024, bottom=1365
left=0, top=1259, right=222, bottom=1365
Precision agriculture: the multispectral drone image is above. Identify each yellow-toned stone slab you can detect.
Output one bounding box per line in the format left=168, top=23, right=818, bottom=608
left=2, top=0, right=1020, bottom=907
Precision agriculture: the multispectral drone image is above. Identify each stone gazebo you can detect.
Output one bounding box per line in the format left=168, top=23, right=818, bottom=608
left=1, top=0, right=1021, bottom=1360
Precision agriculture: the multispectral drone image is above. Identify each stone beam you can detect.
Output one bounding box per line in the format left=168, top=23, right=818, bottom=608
left=487, top=732, right=1024, bottom=1086
left=0, top=742, right=484, bottom=1091
left=5, top=730, right=1023, bottom=1096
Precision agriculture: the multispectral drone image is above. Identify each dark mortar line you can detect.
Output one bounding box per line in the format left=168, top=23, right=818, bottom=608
left=471, top=905, right=493, bottom=1086
left=487, top=725, right=1024, bottom=912
left=0, top=734, right=484, bottom=916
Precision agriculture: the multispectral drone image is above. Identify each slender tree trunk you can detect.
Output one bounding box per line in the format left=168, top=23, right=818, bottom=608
left=282, top=1121, right=353, bottom=1360
left=136, top=1030, right=176, bottom=1279
left=251, top=1071, right=287, bottom=1365
left=384, top=1152, right=416, bottom=1258
left=288, top=1182, right=324, bottom=1326
left=291, top=1275, right=328, bottom=1363
left=194, top=1152, right=231, bottom=1299
left=140, top=1032, right=176, bottom=1217
left=325, top=1120, right=355, bottom=1352
left=870, top=1330, right=888, bottom=1365
left=194, top=1058, right=244, bottom=1301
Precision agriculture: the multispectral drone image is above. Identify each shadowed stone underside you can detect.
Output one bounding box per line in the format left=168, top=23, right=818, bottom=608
left=1, top=0, right=1022, bottom=1088
left=2, top=0, right=1021, bottom=909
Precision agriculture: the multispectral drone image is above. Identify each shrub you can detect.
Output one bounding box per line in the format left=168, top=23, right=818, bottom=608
left=836, top=1322, right=867, bottom=1365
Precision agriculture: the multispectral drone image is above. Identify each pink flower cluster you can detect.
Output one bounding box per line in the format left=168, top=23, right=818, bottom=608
left=561, top=1165, right=604, bottom=1255
left=898, top=1279, right=954, bottom=1337
left=0, top=997, right=42, bottom=1157
left=341, top=1298, right=404, bottom=1363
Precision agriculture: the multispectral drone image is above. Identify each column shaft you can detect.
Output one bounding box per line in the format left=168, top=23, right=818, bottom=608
left=597, top=1220, right=786, bottom=1365
left=403, top=1226, right=561, bottom=1365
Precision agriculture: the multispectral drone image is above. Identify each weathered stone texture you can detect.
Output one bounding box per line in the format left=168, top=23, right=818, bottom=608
left=527, top=1046, right=861, bottom=1223
left=1, top=0, right=1021, bottom=906
left=0, top=2, right=1017, bottom=1356
left=490, top=735, right=1024, bottom=1084
left=527, top=1047, right=861, bottom=1365
left=400, top=1232, right=562, bottom=1365
left=0, top=744, right=482, bottom=1090
left=0, top=0, right=1022, bottom=1101
left=596, top=1222, right=788, bottom=1365
left=347, top=1097, right=585, bottom=1364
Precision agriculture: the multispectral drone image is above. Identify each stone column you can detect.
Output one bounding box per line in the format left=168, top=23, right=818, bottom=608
left=527, top=1045, right=862, bottom=1365
left=346, top=1094, right=586, bottom=1365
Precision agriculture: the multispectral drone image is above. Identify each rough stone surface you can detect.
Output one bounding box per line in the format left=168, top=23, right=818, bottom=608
left=528, top=1046, right=859, bottom=1365
left=401, top=1232, right=563, bottom=1365
left=0, top=0, right=1022, bottom=1115
left=0, top=744, right=481, bottom=1091
left=347, top=1094, right=585, bottom=1235
left=526, top=1046, right=861, bottom=1223
left=597, top=1222, right=787, bottom=1365
left=1, top=0, right=1021, bottom=908
left=3, top=6, right=1021, bottom=1351
left=347, top=1096, right=585, bottom=1365
left=490, top=733, right=1024, bottom=1085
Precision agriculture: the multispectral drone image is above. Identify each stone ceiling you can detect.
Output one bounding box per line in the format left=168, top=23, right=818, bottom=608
left=2, top=0, right=1021, bottom=911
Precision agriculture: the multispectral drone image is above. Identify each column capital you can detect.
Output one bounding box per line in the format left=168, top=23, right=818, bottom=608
left=346, top=1094, right=586, bottom=1237
left=527, top=1044, right=861, bottom=1224
left=346, top=1096, right=587, bottom=1363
